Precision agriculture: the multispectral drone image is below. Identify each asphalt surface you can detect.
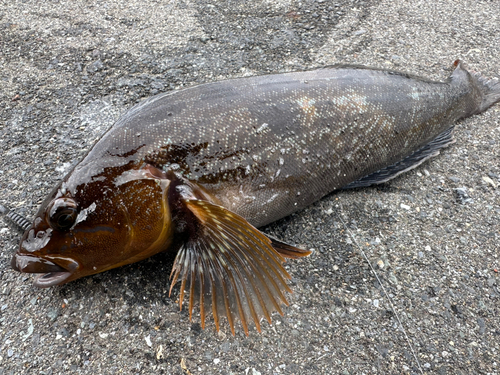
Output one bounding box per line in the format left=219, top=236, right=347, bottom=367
left=1, top=1, right=499, bottom=374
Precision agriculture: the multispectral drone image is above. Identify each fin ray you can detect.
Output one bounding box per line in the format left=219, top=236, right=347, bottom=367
left=212, top=219, right=290, bottom=312
left=267, top=234, right=313, bottom=259
left=207, top=224, right=277, bottom=324
left=170, top=199, right=294, bottom=334
left=344, top=126, right=456, bottom=189
left=469, top=69, right=500, bottom=113
left=213, top=217, right=291, bottom=294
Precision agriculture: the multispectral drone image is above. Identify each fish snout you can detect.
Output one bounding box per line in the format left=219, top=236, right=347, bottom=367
left=11, top=253, right=78, bottom=288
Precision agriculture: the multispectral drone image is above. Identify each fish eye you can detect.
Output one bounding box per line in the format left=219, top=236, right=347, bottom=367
left=47, top=198, right=78, bottom=231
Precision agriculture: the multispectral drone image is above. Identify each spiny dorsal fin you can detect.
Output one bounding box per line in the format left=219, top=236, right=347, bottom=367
left=343, top=126, right=456, bottom=189
left=169, top=199, right=296, bottom=336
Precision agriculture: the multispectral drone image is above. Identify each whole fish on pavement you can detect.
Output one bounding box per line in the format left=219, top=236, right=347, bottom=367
left=11, top=60, right=500, bottom=334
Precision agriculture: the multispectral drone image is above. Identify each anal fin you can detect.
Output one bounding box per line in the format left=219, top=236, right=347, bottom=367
left=343, top=126, right=456, bottom=189
left=169, top=199, right=306, bottom=335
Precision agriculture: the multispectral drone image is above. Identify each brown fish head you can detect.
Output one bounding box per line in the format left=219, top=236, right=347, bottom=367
left=12, top=165, right=174, bottom=288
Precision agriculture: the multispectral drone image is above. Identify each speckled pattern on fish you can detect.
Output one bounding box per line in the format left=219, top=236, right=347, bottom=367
left=71, top=62, right=493, bottom=226
left=10, top=61, right=500, bottom=335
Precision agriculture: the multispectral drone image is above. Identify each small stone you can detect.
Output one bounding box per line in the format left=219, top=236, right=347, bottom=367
left=454, top=187, right=473, bottom=204
left=47, top=309, right=59, bottom=321
left=377, top=259, right=384, bottom=269
left=213, top=358, right=220, bottom=364
left=246, top=368, right=261, bottom=375
left=22, top=319, right=34, bottom=341
left=400, top=203, right=411, bottom=210
left=482, top=176, right=497, bottom=189
left=373, top=299, right=379, bottom=308
left=87, top=60, right=104, bottom=73
left=156, top=345, right=164, bottom=360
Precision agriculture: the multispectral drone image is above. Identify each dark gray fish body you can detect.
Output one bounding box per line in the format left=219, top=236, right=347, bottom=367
left=12, top=61, right=499, bottom=335
left=74, top=61, right=497, bottom=227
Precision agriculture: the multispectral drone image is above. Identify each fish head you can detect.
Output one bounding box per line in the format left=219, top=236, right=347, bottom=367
left=11, top=166, right=174, bottom=288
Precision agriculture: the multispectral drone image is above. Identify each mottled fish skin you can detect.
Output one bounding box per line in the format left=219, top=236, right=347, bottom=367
left=11, top=61, right=500, bottom=334
left=65, top=61, right=490, bottom=227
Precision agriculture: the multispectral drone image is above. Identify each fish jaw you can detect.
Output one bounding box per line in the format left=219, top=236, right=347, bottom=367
left=11, top=253, right=80, bottom=288
left=33, top=271, right=72, bottom=288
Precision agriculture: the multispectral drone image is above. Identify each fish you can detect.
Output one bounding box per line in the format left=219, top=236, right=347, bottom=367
left=11, top=60, right=500, bottom=334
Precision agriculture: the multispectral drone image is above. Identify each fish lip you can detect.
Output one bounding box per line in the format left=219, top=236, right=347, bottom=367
left=11, top=254, right=78, bottom=288
left=33, top=271, right=73, bottom=288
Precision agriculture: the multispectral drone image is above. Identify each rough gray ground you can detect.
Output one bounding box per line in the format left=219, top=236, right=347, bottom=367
left=1, top=0, right=499, bottom=374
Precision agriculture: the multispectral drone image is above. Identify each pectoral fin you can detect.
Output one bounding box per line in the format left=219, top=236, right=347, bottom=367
left=169, top=199, right=306, bottom=335
left=267, top=234, right=313, bottom=259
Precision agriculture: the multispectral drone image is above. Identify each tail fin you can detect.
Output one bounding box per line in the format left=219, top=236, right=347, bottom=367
left=452, top=60, right=500, bottom=114
left=471, top=71, right=500, bottom=113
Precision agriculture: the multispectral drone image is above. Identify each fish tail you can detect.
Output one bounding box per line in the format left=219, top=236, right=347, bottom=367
left=471, top=71, right=500, bottom=113
left=453, top=60, right=500, bottom=114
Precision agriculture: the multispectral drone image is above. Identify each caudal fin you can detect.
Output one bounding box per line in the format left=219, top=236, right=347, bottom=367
left=452, top=60, right=500, bottom=114
left=470, top=70, right=500, bottom=113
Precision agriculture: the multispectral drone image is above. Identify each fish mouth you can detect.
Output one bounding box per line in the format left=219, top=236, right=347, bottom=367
left=33, top=271, right=73, bottom=288
left=11, top=254, right=78, bottom=288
